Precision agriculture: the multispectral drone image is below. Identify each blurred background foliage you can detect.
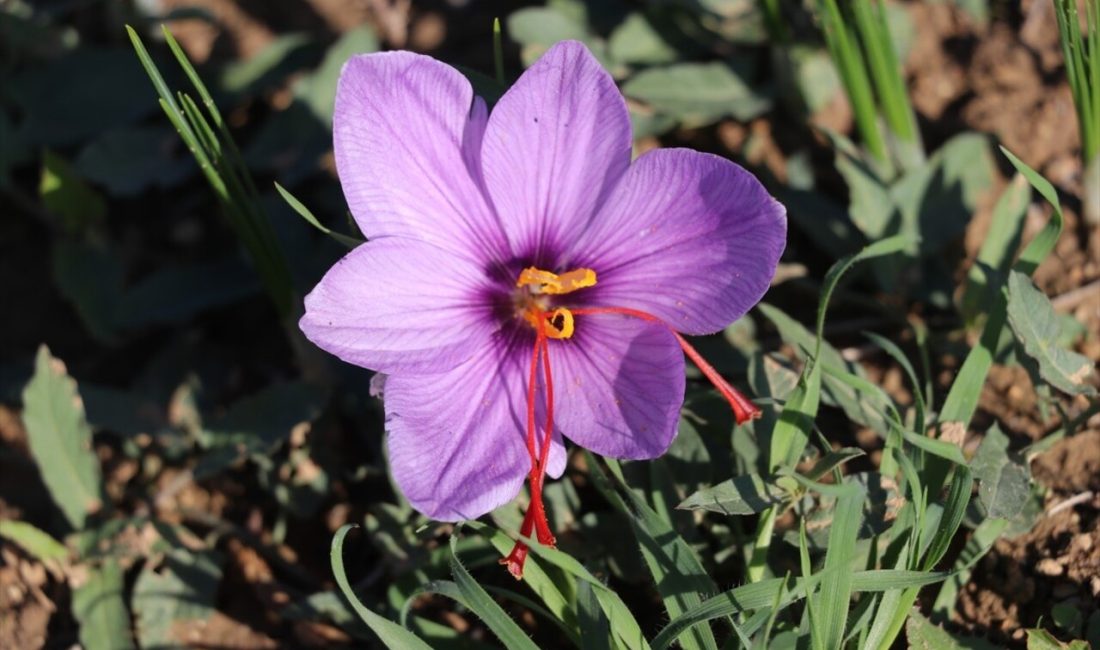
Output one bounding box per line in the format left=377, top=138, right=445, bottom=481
left=0, top=0, right=1098, bottom=648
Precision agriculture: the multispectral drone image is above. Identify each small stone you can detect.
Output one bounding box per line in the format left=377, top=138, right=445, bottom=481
left=1037, top=558, right=1064, bottom=576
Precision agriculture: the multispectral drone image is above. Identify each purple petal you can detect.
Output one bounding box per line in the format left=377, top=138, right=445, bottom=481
left=384, top=333, right=567, bottom=521
left=481, top=41, right=632, bottom=261
left=334, top=52, right=507, bottom=263
left=549, top=315, right=684, bottom=459
left=571, top=148, right=786, bottom=335
left=300, top=238, right=497, bottom=374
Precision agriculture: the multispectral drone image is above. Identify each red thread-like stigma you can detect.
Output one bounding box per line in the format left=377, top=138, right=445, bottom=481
left=571, top=306, right=762, bottom=424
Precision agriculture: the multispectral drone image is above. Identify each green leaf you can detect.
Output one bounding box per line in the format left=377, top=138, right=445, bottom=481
left=960, top=174, right=1030, bottom=323
left=203, top=380, right=326, bottom=452
left=330, top=525, right=433, bottom=649
left=0, top=520, right=68, bottom=562
left=608, top=13, right=678, bottom=65
left=72, top=560, right=136, bottom=650
left=466, top=522, right=650, bottom=650
left=678, top=473, right=787, bottom=515
left=74, top=126, right=193, bottom=196
left=576, top=576, right=611, bottom=650
left=21, top=345, right=104, bottom=530
left=447, top=535, right=540, bottom=650
left=922, top=466, right=973, bottom=570
left=298, top=25, right=379, bottom=124
left=1026, top=628, right=1090, bottom=650
left=132, top=548, right=222, bottom=648
left=622, top=62, right=772, bottom=125
left=1007, top=271, right=1097, bottom=395
left=593, top=457, right=719, bottom=650
left=473, top=524, right=579, bottom=640
left=40, top=150, right=106, bottom=229
left=833, top=141, right=893, bottom=240
left=939, top=147, right=1067, bottom=432
left=906, top=609, right=999, bottom=649
left=10, top=47, right=157, bottom=146
left=970, top=425, right=1031, bottom=519
left=812, top=483, right=864, bottom=650
left=507, top=8, right=601, bottom=67
left=219, top=33, right=314, bottom=94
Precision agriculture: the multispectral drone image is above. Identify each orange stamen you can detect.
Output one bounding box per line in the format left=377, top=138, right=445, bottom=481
left=517, top=267, right=597, bottom=295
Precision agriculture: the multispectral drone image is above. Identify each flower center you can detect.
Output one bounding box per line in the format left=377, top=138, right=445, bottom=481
left=514, top=266, right=597, bottom=339
left=501, top=265, right=763, bottom=580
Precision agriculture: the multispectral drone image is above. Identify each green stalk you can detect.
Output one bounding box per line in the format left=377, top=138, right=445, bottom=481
left=1054, top=0, right=1100, bottom=223
left=851, top=0, right=924, bottom=170
left=819, top=0, right=889, bottom=166
left=126, top=25, right=295, bottom=319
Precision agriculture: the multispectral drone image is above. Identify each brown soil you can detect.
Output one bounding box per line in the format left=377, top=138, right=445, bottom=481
left=906, top=2, right=1100, bottom=641
left=2, top=0, right=1098, bottom=647
left=956, top=431, right=1100, bottom=644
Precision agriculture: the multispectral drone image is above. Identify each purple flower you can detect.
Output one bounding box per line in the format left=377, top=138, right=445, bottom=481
left=300, top=40, right=786, bottom=575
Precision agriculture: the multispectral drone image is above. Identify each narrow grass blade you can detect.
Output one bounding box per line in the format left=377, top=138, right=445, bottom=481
left=940, top=147, right=1064, bottom=431
left=576, top=577, right=611, bottom=650
left=0, top=520, right=68, bottom=562
left=812, top=483, right=864, bottom=650
left=274, top=182, right=363, bottom=249
left=466, top=522, right=651, bottom=650
left=473, top=522, right=579, bottom=639
left=445, top=535, right=540, bottom=650
left=330, top=525, right=433, bottom=649
left=589, top=455, right=719, bottom=650
left=931, top=517, right=1008, bottom=618
left=921, top=466, right=973, bottom=570
left=864, top=331, right=926, bottom=433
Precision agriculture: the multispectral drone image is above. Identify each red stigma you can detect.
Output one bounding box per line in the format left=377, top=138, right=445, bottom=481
left=571, top=306, right=762, bottom=425
left=502, top=279, right=760, bottom=579
left=501, top=311, right=558, bottom=579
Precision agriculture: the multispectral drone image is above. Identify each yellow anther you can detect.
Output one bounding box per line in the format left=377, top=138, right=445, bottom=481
left=522, top=307, right=575, bottom=339
left=517, top=267, right=597, bottom=295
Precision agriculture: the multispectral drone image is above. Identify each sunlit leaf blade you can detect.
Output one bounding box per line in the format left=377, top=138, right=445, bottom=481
left=970, top=425, right=1031, bottom=520
left=1007, top=271, right=1097, bottom=395
left=940, top=146, right=1064, bottom=431
left=960, top=174, right=1030, bottom=323
left=678, top=473, right=787, bottom=515
left=906, top=609, right=999, bottom=649
left=622, top=62, right=772, bottom=125
left=447, top=535, right=540, bottom=650
left=330, top=525, right=433, bottom=649
left=921, top=466, right=973, bottom=571
left=465, top=522, right=651, bottom=650
left=0, top=520, right=68, bottom=562
left=21, top=345, right=104, bottom=530
left=813, top=483, right=864, bottom=650
left=592, top=457, right=719, bottom=650
left=470, top=524, right=579, bottom=641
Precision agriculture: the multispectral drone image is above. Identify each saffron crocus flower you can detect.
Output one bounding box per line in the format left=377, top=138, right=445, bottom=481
left=301, top=40, right=786, bottom=577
